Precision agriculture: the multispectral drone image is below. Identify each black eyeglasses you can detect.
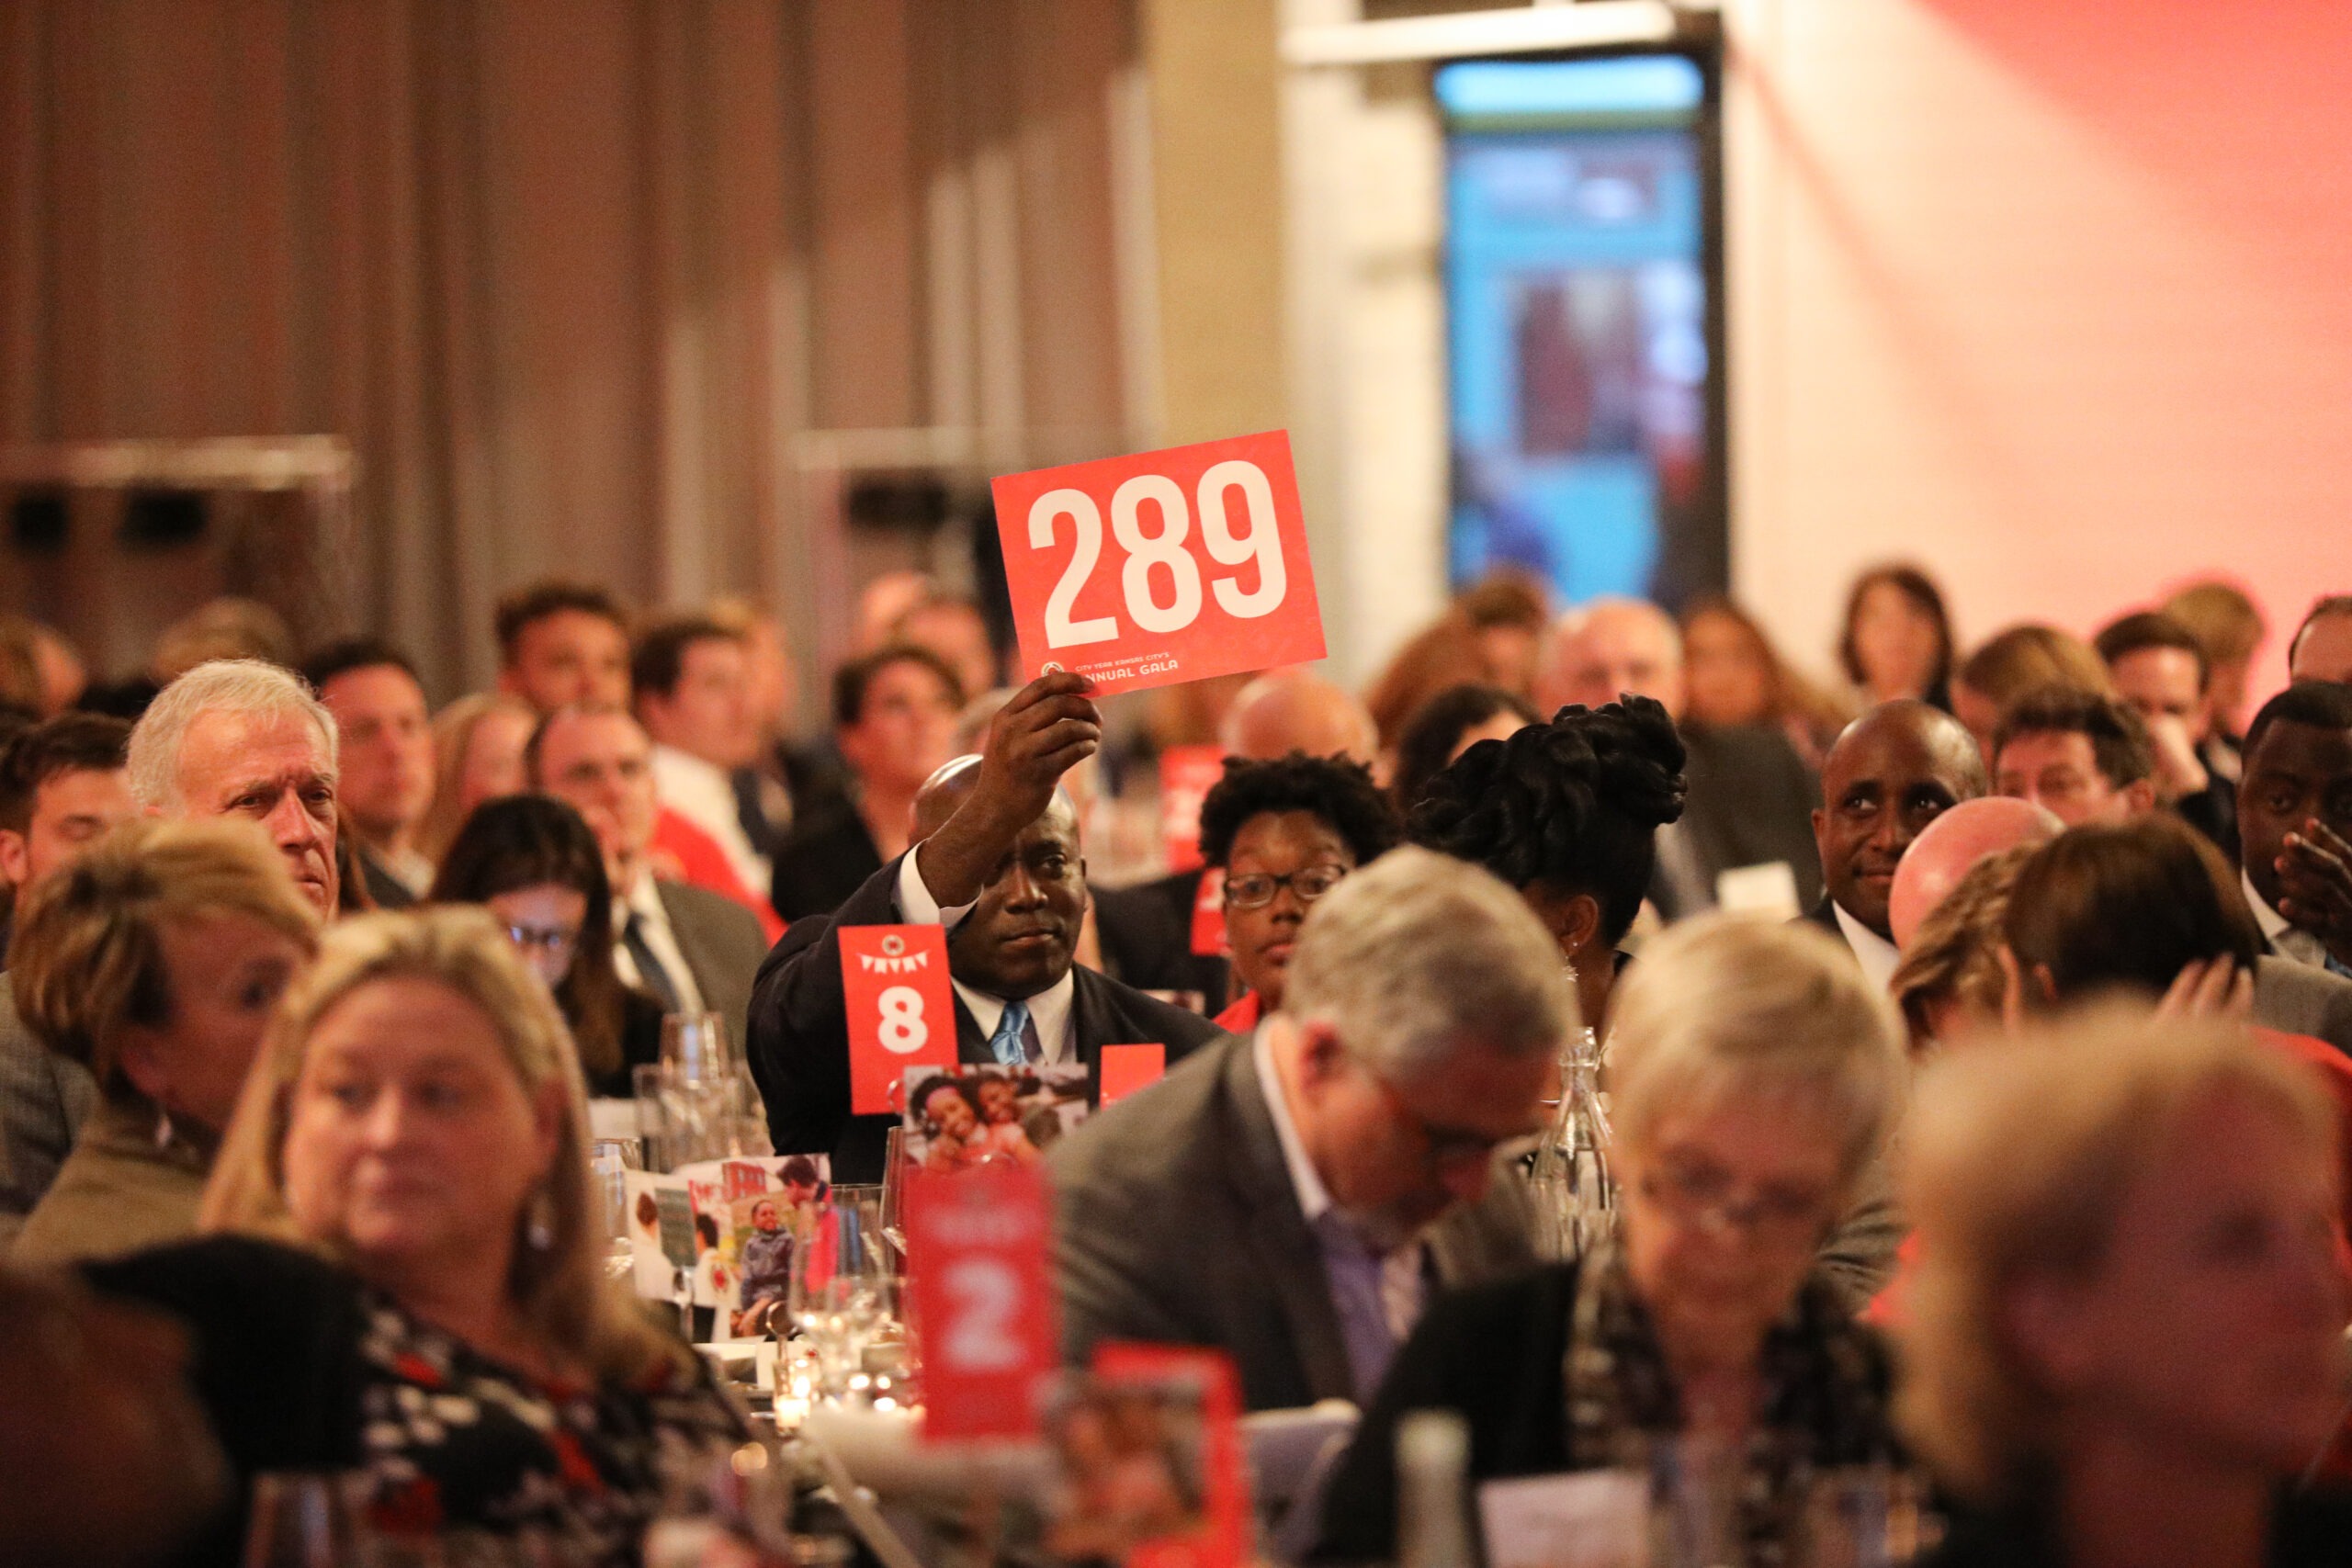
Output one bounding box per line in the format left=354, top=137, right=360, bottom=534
left=1223, top=863, right=1350, bottom=910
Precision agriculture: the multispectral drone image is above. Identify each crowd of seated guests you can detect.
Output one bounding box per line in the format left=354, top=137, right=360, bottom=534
left=2, top=559, right=2351, bottom=1566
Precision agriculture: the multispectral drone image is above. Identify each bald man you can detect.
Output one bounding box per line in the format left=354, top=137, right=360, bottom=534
left=1218, top=670, right=1379, bottom=765
left=1804, top=700, right=1988, bottom=989
left=1537, top=598, right=1824, bottom=917
left=745, top=672, right=1225, bottom=1181
left=1887, top=796, right=2064, bottom=950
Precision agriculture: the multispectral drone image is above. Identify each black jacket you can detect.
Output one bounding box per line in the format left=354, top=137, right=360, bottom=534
left=768, top=802, right=885, bottom=923
left=745, top=852, right=1226, bottom=1182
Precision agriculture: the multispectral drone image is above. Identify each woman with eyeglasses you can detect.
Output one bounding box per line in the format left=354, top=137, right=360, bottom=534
left=1317, top=916, right=1912, bottom=1566
left=1194, top=752, right=1402, bottom=1033
left=428, top=795, right=660, bottom=1097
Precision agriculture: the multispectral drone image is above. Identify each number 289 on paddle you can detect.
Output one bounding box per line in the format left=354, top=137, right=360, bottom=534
left=991, top=430, right=1326, bottom=696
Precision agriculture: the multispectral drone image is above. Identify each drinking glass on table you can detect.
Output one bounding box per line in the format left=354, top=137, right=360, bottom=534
left=787, top=1191, right=888, bottom=1404
left=243, top=1471, right=368, bottom=1567
left=662, top=1011, right=734, bottom=1082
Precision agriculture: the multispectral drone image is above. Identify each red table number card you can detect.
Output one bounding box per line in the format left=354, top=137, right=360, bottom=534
left=906, top=1161, right=1059, bottom=1442
left=1097, top=1043, right=1166, bottom=1107
left=991, top=430, right=1326, bottom=697
left=1158, top=744, right=1226, bottom=873
left=1090, top=1344, right=1250, bottom=1568
left=839, top=925, right=957, bottom=1115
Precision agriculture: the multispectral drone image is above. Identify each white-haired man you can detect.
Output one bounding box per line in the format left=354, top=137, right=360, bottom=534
left=125, top=659, right=340, bottom=917
left=1050, top=845, right=1564, bottom=1412
left=1, top=659, right=337, bottom=1247
left=1536, top=597, right=1821, bottom=919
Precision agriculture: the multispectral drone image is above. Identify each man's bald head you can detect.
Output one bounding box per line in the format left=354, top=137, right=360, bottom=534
left=1814, top=700, right=1989, bottom=938
left=914, top=752, right=1088, bottom=998
left=1218, top=670, right=1377, bottom=764
left=1535, top=598, right=1686, bottom=717
left=1888, top=795, right=2063, bottom=951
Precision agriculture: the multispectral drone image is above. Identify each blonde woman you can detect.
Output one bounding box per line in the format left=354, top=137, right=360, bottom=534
left=1317, top=915, right=1912, bottom=1565
left=1900, top=1012, right=2351, bottom=1565
left=12, top=819, right=319, bottom=1265
left=85, top=908, right=744, bottom=1565
left=414, top=692, right=537, bottom=864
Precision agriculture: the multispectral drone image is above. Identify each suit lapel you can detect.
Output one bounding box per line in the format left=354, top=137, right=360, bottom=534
left=1217, top=1035, right=1356, bottom=1403
left=953, top=993, right=992, bottom=1065
left=655, top=884, right=707, bottom=1000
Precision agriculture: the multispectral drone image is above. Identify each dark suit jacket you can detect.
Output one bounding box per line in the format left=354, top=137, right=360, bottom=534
left=358, top=849, right=419, bottom=912
left=655, top=880, right=770, bottom=1052
left=746, top=852, right=1227, bottom=1182
left=769, top=802, right=884, bottom=923
left=1801, top=895, right=1849, bottom=946
left=1091, top=866, right=1230, bottom=1010
left=1048, top=1031, right=1541, bottom=1414
left=1658, top=722, right=1825, bottom=919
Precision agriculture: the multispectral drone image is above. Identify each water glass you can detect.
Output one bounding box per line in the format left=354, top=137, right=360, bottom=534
left=243, top=1471, right=367, bottom=1568
left=787, top=1192, right=888, bottom=1404
left=1798, top=1466, right=1927, bottom=1568
left=662, top=1011, right=734, bottom=1083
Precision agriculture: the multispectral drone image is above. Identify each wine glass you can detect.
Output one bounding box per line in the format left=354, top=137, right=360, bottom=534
left=786, top=1192, right=888, bottom=1404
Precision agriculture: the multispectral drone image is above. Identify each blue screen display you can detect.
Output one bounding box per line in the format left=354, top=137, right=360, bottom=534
left=1439, top=54, right=1716, bottom=605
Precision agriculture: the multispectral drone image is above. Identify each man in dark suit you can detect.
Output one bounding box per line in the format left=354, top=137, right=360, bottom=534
left=748, top=672, right=1222, bottom=1181
left=768, top=646, right=964, bottom=922
left=1533, top=598, right=1823, bottom=917
left=303, top=639, right=437, bottom=910
left=1050, top=845, right=1562, bottom=1413
left=530, top=705, right=769, bottom=1044
left=1804, top=699, right=1986, bottom=990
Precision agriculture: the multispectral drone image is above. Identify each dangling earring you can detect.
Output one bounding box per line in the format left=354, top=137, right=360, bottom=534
left=153, top=1105, right=175, bottom=1152
left=526, top=1187, right=557, bottom=1251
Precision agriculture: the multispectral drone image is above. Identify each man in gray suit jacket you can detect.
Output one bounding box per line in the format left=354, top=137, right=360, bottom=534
left=1050, top=847, right=1567, bottom=1413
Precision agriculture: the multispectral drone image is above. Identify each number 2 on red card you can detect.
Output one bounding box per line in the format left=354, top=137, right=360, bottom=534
left=940, top=1256, right=1024, bottom=1372
left=1028, top=459, right=1288, bottom=649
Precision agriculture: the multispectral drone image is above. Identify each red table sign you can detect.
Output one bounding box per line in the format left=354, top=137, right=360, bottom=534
left=1189, top=866, right=1228, bottom=958
left=991, top=430, right=1326, bottom=696
left=1159, top=744, right=1225, bottom=873
left=839, top=925, right=957, bottom=1116
left=1098, top=1043, right=1166, bottom=1107
left=1091, top=1344, right=1250, bottom=1568
left=906, top=1162, right=1059, bottom=1442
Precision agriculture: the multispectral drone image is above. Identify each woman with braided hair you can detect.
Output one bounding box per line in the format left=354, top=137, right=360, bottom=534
left=1408, top=696, right=1687, bottom=1034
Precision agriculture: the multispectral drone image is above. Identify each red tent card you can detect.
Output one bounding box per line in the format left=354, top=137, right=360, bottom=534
left=905, top=1161, right=1059, bottom=1442
left=1188, top=867, right=1227, bottom=958
left=991, top=430, right=1325, bottom=696
left=839, top=925, right=957, bottom=1115
left=1158, top=744, right=1226, bottom=873
left=1080, top=1344, right=1250, bottom=1568
left=1098, top=1044, right=1166, bottom=1107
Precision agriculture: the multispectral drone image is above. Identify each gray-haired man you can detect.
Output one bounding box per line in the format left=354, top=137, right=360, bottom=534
left=3, top=658, right=340, bottom=1244
left=1048, top=845, right=1566, bottom=1412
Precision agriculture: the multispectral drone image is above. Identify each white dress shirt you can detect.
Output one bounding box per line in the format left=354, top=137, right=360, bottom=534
left=651, top=744, right=770, bottom=896
left=1833, top=902, right=1904, bottom=995
left=896, top=850, right=1078, bottom=1064
left=614, top=874, right=708, bottom=1015
left=2245, top=869, right=2334, bottom=970
left=1250, top=1025, right=1427, bottom=1341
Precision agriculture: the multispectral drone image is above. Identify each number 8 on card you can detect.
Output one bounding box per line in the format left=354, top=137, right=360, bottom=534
left=839, top=925, right=957, bottom=1115
left=991, top=429, right=1327, bottom=696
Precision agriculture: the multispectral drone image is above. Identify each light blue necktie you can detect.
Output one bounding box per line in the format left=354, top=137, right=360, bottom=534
left=987, top=998, right=1035, bottom=1066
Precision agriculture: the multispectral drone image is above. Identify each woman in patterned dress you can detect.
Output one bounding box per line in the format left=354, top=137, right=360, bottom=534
left=85, top=906, right=746, bottom=1567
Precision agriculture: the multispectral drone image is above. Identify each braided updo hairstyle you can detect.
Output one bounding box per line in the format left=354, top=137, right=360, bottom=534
left=1408, top=695, right=1687, bottom=944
